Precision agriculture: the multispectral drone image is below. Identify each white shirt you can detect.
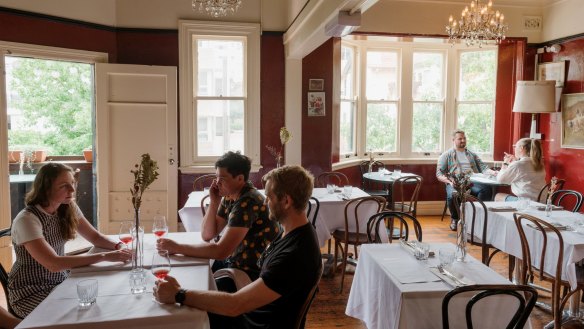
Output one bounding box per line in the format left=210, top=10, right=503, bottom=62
left=496, top=157, right=546, bottom=200
left=456, top=150, right=472, bottom=173
left=12, top=204, right=83, bottom=244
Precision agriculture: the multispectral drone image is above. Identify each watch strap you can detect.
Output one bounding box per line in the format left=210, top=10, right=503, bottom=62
left=175, top=288, right=187, bottom=306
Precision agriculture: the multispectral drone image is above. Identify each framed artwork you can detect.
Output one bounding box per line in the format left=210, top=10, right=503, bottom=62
left=561, top=93, right=584, bottom=149
left=537, top=61, right=566, bottom=87
left=309, top=79, right=324, bottom=91
left=308, top=92, right=325, bottom=116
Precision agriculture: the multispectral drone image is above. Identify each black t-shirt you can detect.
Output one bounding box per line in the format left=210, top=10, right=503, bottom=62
left=242, top=222, right=322, bottom=329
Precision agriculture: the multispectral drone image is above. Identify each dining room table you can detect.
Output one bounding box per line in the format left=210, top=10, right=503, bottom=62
left=469, top=173, right=510, bottom=201
left=362, top=170, right=418, bottom=206
left=346, top=243, right=530, bottom=329
left=178, top=187, right=381, bottom=248
left=16, top=232, right=213, bottom=329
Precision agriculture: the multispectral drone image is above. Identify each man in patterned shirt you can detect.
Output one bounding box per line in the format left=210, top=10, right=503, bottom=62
left=157, top=151, right=279, bottom=291
left=437, top=130, right=498, bottom=231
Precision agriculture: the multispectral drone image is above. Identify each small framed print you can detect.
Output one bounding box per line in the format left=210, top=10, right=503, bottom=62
left=561, top=93, right=584, bottom=149
left=309, top=79, right=324, bottom=91
left=308, top=92, right=325, bottom=117
left=537, top=61, right=566, bottom=87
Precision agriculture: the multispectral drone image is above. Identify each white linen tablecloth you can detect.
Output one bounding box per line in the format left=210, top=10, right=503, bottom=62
left=179, top=187, right=378, bottom=247
left=464, top=201, right=584, bottom=288
left=346, top=243, right=530, bottom=329
left=16, top=265, right=211, bottom=329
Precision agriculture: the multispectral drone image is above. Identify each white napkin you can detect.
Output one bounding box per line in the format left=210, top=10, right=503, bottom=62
left=488, top=206, right=517, bottom=212
left=429, top=267, right=475, bottom=287
left=380, top=259, right=441, bottom=284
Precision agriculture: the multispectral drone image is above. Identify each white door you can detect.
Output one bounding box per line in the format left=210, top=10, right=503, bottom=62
left=95, top=64, right=177, bottom=234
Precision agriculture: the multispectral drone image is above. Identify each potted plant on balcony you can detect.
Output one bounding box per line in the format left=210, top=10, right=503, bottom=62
left=83, top=146, right=93, bottom=162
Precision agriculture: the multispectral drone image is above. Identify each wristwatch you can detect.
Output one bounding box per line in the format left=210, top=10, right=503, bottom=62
left=175, top=288, right=187, bottom=306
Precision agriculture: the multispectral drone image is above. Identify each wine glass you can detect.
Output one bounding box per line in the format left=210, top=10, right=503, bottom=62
left=118, top=221, right=133, bottom=248
left=152, top=215, right=168, bottom=239
left=151, top=250, right=171, bottom=281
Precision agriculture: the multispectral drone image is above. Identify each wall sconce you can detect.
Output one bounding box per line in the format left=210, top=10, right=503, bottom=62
left=545, top=44, right=561, bottom=53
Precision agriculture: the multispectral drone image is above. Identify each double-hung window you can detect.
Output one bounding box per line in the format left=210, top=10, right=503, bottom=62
left=179, top=21, right=260, bottom=171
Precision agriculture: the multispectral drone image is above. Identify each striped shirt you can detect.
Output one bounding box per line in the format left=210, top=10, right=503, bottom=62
left=436, top=148, right=489, bottom=178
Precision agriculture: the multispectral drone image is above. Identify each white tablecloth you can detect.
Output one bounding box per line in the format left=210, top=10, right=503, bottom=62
left=346, top=243, right=531, bottom=329
left=464, top=201, right=584, bottom=288
left=179, top=187, right=379, bottom=247
left=17, top=233, right=211, bottom=329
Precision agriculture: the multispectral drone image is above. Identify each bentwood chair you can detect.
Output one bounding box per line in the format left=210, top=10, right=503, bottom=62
left=294, top=265, right=324, bottom=329
left=358, top=160, right=388, bottom=199
left=442, top=284, right=538, bottom=329
left=315, top=172, right=349, bottom=188
left=307, top=197, right=320, bottom=228
left=536, top=179, right=566, bottom=204
left=193, top=174, right=215, bottom=191
left=366, top=211, right=422, bottom=244
left=0, top=227, right=19, bottom=318
left=390, top=175, right=422, bottom=218
left=452, top=193, right=501, bottom=266
left=514, top=213, right=584, bottom=329
left=332, top=196, right=386, bottom=293
left=550, top=189, right=583, bottom=212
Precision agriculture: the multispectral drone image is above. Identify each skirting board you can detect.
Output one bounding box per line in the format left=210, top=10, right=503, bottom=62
left=416, top=201, right=448, bottom=216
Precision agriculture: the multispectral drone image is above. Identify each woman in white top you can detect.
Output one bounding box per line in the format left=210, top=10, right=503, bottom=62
left=495, top=138, right=546, bottom=201
left=8, top=163, right=132, bottom=318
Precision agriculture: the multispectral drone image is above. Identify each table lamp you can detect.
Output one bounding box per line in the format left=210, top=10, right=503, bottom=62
left=512, top=80, right=556, bottom=139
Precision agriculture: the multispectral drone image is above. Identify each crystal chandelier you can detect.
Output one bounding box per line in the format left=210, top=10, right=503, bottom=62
left=192, top=0, right=242, bottom=18
left=446, top=0, right=508, bottom=47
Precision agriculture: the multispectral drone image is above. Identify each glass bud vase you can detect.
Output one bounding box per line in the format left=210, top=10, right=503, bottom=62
left=455, top=203, right=467, bottom=262
left=129, top=209, right=146, bottom=294
left=545, top=198, right=553, bottom=217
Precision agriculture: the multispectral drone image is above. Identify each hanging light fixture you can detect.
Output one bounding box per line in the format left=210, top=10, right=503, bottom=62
left=192, top=0, right=242, bottom=18
left=446, top=0, right=508, bottom=47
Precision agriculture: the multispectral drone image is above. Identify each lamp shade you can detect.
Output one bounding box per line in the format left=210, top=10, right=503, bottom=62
left=512, top=80, right=556, bottom=113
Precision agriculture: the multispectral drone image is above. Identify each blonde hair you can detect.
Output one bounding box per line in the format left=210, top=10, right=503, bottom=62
left=516, top=138, right=544, bottom=171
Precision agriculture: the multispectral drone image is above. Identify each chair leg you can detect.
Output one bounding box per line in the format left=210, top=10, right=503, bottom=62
left=508, top=255, right=515, bottom=282
left=339, top=241, right=349, bottom=294
left=441, top=200, right=448, bottom=222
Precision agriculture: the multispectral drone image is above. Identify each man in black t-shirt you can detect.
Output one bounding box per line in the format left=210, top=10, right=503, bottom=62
left=153, top=165, right=322, bottom=329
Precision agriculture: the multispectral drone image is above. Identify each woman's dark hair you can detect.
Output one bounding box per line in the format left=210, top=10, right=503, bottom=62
left=215, top=151, right=251, bottom=181
left=25, top=163, right=79, bottom=240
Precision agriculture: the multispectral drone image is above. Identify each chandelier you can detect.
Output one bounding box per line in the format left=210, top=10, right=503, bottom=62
left=446, top=0, right=508, bottom=47
left=192, top=0, right=242, bottom=18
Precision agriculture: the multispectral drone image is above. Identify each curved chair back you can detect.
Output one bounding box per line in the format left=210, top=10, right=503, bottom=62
left=294, top=264, right=324, bottom=329
left=537, top=179, right=566, bottom=203
left=366, top=211, right=422, bottom=243
left=315, top=172, right=349, bottom=188
left=307, top=197, right=320, bottom=228
left=442, top=284, right=538, bottom=329
left=391, top=175, right=422, bottom=217
left=0, top=227, right=18, bottom=317
left=550, top=189, right=583, bottom=212
left=513, top=213, right=566, bottom=328
left=200, top=194, right=210, bottom=216
left=193, top=174, right=216, bottom=191
left=359, top=161, right=388, bottom=199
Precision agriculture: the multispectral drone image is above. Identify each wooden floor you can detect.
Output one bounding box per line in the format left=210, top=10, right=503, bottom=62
left=305, top=215, right=583, bottom=329
left=1, top=215, right=581, bottom=328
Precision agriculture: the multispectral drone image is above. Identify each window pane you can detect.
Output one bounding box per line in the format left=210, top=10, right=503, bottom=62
left=340, top=101, right=355, bottom=155
left=412, top=103, right=442, bottom=152
left=366, top=51, right=398, bottom=101
left=458, top=50, right=497, bottom=101
left=196, top=39, right=244, bottom=97
left=412, top=52, right=443, bottom=101
left=341, top=46, right=354, bottom=99
left=366, top=103, right=397, bottom=152
left=457, top=103, right=493, bottom=153
left=197, top=100, right=244, bottom=156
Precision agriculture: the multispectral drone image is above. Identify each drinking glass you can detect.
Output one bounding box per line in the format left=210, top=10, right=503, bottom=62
left=439, top=249, right=456, bottom=268
left=326, top=184, right=335, bottom=194
left=77, top=279, right=98, bottom=308
left=393, top=167, right=402, bottom=178
left=414, top=242, right=430, bottom=260
left=152, top=215, right=168, bottom=239
left=118, top=221, right=133, bottom=248
left=517, top=197, right=530, bottom=211
left=343, top=185, right=353, bottom=199
left=151, top=250, right=171, bottom=281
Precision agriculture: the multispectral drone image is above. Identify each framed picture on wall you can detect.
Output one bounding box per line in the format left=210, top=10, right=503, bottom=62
left=308, top=92, right=325, bottom=116
left=309, top=79, right=324, bottom=91
left=537, top=61, right=566, bottom=87
left=561, top=93, right=584, bottom=149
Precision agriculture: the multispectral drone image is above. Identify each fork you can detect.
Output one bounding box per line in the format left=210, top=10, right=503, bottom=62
left=437, top=265, right=466, bottom=286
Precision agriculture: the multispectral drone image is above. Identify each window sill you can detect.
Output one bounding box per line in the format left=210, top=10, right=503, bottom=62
left=332, top=158, right=440, bottom=170
left=179, top=164, right=263, bottom=174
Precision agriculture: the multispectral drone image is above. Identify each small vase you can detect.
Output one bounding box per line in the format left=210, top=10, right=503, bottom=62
left=545, top=198, right=553, bottom=217
left=276, top=156, right=282, bottom=168
left=130, top=209, right=146, bottom=294
left=455, top=200, right=467, bottom=262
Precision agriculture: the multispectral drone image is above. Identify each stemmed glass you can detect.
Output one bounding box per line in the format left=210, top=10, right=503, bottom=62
left=152, top=215, right=168, bottom=239
left=151, top=250, right=171, bottom=280
left=118, top=221, right=133, bottom=248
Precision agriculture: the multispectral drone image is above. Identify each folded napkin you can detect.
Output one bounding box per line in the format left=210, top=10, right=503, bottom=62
left=536, top=205, right=564, bottom=211
left=488, top=206, right=517, bottom=212
left=429, top=267, right=475, bottom=287
left=527, top=222, right=570, bottom=231
left=380, top=259, right=441, bottom=284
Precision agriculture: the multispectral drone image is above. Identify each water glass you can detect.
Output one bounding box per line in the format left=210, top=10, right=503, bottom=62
left=517, top=198, right=530, bottom=211
left=129, top=268, right=147, bottom=294
left=414, top=242, right=430, bottom=260
left=326, top=184, right=335, bottom=194
left=393, top=168, right=402, bottom=178
left=203, top=187, right=210, bottom=195
left=343, top=185, right=353, bottom=199
left=439, top=249, right=456, bottom=268
left=77, top=279, right=98, bottom=307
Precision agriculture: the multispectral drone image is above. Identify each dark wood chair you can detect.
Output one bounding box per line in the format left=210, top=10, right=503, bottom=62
left=193, top=174, right=215, bottom=191
left=550, top=189, right=583, bottom=212
left=442, top=284, right=538, bottom=329
left=514, top=213, right=584, bottom=329
left=452, top=193, right=501, bottom=266
left=294, top=265, right=324, bottom=329
left=359, top=160, right=388, bottom=199
left=0, top=227, right=20, bottom=318
left=332, top=196, right=386, bottom=293
left=390, top=175, right=422, bottom=218
left=307, top=197, right=320, bottom=228
left=366, top=211, right=422, bottom=243
left=536, top=179, right=566, bottom=203
left=315, top=172, right=349, bottom=188
left=200, top=194, right=210, bottom=216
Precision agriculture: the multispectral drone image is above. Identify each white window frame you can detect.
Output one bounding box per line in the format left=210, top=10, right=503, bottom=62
left=336, top=38, right=497, bottom=168
left=178, top=20, right=261, bottom=173
left=340, top=43, right=358, bottom=159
